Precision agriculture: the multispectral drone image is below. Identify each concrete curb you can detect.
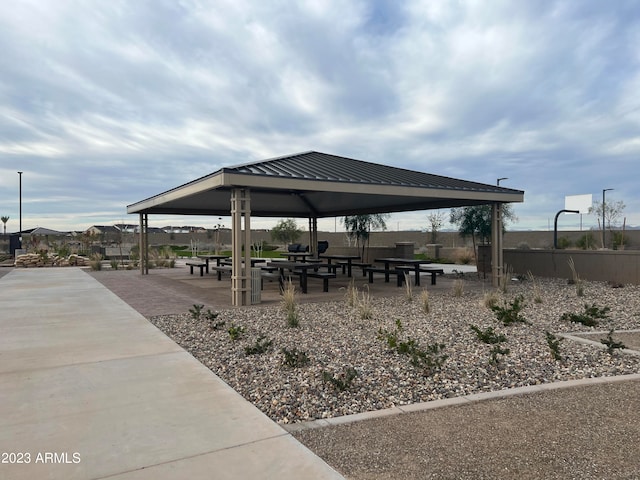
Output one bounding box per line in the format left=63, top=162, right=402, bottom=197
left=283, top=373, right=640, bottom=433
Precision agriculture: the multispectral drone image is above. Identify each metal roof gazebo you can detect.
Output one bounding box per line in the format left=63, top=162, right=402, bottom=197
left=127, top=151, right=524, bottom=305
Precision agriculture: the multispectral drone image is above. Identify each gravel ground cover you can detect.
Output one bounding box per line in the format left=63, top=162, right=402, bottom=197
left=149, top=277, right=640, bottom=424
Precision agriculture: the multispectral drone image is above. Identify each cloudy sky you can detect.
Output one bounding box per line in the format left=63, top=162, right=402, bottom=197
left=1, top=0, right=638, bottom=234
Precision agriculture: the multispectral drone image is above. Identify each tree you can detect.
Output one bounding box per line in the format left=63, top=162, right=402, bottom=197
left=426, top=211, right=446, bottom=244
left=589, top=199, right=625, bottom=230
left=270, top=218, right=303, bottom=246
left=1, top=216, right=8, bottom=235
left=589, top=199, right=626, bottom=248
left=450, top=204, right=516, bottom=266
left=343, top=214, right=390, bottom=258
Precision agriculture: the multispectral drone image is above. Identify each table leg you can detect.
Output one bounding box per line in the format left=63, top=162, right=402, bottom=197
left=300, top=270, right=308, bottom=294
left=347, top=260, right=353, bottom=278
left=384, top=263, right=390, bottom=282
left=205, top=258, right=210, bottom=274
left=414, top=265, right=420, bottom=286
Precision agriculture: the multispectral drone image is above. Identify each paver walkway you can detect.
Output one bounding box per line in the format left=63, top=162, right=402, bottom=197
left=0, top=268, right=343, bottom=480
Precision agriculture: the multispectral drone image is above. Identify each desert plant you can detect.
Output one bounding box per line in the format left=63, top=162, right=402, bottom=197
left=89, top=253, right=103, bottom=271
left=499, top=265, right=514, bottom=294
left=489, top=345, right=510, bottom=365
left=357, top=285, right=373, bottom=320
left=322, top=367, right=358, bottom=391
left=545, top=331, right=564, bottom=361
left=281, top=347, right=311, bottom=368
left=110, top=258, right=119, bottom=270
left=560, top=303, right=609, bottom=327
left=204, top=309, right=225, bottom=329
left=378, top=320, right=447, bottom=374
left=420, top=289, right=430, bottom=314
left=244, top=335, right=273, bottom=355
left=470, top=325, right=507, bottom=344
left=567, top=257, right=584, bottom=296
left=189, top=304, right=204, bottom=320
left=482, top=290, right=500, bottom=309
left=452, top=279, right=464, bottom=297
left=343, top=279, right=358, bottom=308
left=281, top=279, right=299, bottom=327
left=600, top=329, right=626, bottom=355
left=527, top=271, right=543, bottom=304
left=228, top=323, right=245, bottom=341
left=403, top=272, right=413, bottom=302
left=491, top=295, right=527, bottom=325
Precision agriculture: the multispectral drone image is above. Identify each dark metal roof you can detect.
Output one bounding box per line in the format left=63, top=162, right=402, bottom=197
left=128, top=151, right=524, bottom=218
left=223, top=151, right=510, bottom=193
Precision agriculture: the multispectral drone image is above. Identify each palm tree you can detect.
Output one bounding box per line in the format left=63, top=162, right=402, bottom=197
left=1, top=216, right=8, bottom=235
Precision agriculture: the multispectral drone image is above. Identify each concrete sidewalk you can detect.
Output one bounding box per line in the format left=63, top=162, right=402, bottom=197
left=0, top=268, right=343, bottom=480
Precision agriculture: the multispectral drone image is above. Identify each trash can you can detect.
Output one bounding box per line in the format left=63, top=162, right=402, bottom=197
left=251, top=267, right=261, bottom=304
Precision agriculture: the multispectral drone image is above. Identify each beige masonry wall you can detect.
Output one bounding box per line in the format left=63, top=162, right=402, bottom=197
left=504, top=249, right=640, bottom=285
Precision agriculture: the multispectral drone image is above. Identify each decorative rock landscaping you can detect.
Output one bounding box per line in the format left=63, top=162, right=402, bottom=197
left=15, top=253, right=90, bottom=267
left=150, top=277, right=640, bottom=425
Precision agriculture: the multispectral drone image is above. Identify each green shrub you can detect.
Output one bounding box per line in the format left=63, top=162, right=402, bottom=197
left=470, top=325, right=507, bottom=344
left=189, top=304, right=204, bottom=320
left=322, top=367, right=358, bottom=391
left=600, top=329, right=626, bottom=355
left=545, top=331, right=564, bottom=361
left=244, top=335, right=273, bottom=355
left=281, top=348, right=310, bottom=368
left=491, top=295, right=527, bottom=325
left=228, top=323, right=245, bottom=341
left=560, top=304, right=609, bottom=327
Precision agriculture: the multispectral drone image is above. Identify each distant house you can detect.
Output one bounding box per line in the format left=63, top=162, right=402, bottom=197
left=22, top=227, right=67, bottom=236
left=85, top=225, right=121, bottom=236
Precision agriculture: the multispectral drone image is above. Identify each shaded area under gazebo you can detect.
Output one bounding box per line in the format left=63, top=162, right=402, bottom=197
left=127, top=151, right=524, bottom=305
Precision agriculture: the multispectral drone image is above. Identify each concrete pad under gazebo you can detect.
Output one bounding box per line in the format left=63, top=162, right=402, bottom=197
left=127, top=151, right=524, bottom=305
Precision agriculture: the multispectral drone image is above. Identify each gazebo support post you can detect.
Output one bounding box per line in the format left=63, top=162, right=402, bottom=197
left=231, top=188, right=252, bottom=306
left=139, top=213, right=149, bottom=275
left=491, top=203, right=503, bottom=288
left=309, top=217, right=318, bottom=257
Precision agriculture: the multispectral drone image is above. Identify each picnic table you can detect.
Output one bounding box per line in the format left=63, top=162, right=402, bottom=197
left=280, top=252, right=316, bottom=262
left=266, top=261, right=334, bottom=293
left=318, top=254, right=361, bottom=278
left=197, top=254, right=229, bottom=274
left=373, top=257, right=433, bottom=286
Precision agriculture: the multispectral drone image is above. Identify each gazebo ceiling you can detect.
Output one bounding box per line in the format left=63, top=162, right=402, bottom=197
left=127, top=151, right=524, bottom=218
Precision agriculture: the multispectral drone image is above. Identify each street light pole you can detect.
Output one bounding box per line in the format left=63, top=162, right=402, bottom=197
left=18, top=171, right=23, bottom=248
left=602, top=188, right=613, bottom=248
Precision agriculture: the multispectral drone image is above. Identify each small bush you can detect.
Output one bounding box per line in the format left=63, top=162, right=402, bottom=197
left=89, top=253, right=103, bottom=271
left=189, top=304, right=204, bottom=320
left=281, top=280, right=299, bottom=327
left=452, top=279, right=464, bottom=297
left=322, top=367, right=358, bottom=391
left=110, top=259, right=119, bottom=270
left=420, top=289, right=430, bottom=314
left=491, top=295, right=527, bottom=325
left=228, top=323, right=245, bottom=341
left=489, top=345, right=510, bottom=365
left=600, top=329, right=626, bottom=355
left=567, top=257, right=584, bottom=296
left=357, top=286, right=373, bottom=320
left=482, top=290, right=500, bottom=309
left=244, top=335, right=273, bottom=355
left=470, top=325, right=507, bottom=344
left=560, top=303, right=609, bottom=327
left=281, top=348, right=311, bottom=368
left=378, top=319, right=447, bottom=374
left=545, top=331, right=564, bottom=361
